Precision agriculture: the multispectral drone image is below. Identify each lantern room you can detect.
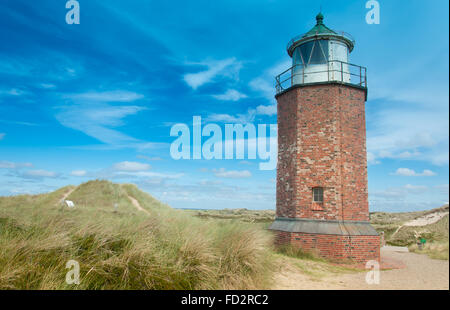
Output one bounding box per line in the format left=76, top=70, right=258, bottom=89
left=276, top=13, right=366, bottom=93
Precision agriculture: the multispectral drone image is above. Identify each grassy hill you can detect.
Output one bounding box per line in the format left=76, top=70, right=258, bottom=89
left=0, top=180, right=273, bottom=290
left=370, top=205, right=449, bottom=246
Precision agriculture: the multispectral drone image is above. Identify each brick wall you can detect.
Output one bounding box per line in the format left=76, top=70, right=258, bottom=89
left=275, top=231, right=380, bottom=263
left=276, top=83, right=369, bottom=221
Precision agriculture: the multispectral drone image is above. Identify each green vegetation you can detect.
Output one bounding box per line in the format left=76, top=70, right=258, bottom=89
left=185, top=208, right=275, bottom=224
left=409, top=241, right=449, bottom=260
left=370, top=205, right=449, bottom=243
left=275, top=243, right=322, bottom=261
left=387, top=214, right=449, bottom=247
left=1, top=181, right=448, bottom=289
left=273, top=245, right=359, bottom=280
left=0, top=180, right=273, bottom=290
left=191, top=205, right=449, bottom=261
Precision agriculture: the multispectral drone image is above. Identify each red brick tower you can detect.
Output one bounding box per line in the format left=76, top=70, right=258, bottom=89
left=270, top=13, right=380, bottom=263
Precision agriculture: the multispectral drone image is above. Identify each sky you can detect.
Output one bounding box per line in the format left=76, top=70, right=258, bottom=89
left=0, top=0, right=448, bottom=212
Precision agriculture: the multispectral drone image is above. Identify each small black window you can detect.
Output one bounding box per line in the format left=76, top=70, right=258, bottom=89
left=309, top=40, right=328, bottom=65
left=299, top=41, right=314, bottom=65
left=296, top=40, right=329, bottom=67
left=313, top=187, right=324, bottom=203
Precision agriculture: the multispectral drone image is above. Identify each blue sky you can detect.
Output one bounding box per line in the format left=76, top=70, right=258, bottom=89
left=0, top=0, right=448, bottom=212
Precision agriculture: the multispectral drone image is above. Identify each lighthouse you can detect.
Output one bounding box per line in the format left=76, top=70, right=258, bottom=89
left=270, top=13, right=380, bottom=263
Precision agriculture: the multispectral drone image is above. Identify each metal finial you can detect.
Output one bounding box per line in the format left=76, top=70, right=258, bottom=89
left=316, top=12, right=324, bottom=25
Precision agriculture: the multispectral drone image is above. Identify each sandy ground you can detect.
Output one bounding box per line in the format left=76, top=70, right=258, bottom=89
left=404, top=212, right=449, bottom=227
left=273, top=246, right=449, bottom=290
left=126, top=194, right=150, bottom=215
left=391, top=211, right=448, bottom=238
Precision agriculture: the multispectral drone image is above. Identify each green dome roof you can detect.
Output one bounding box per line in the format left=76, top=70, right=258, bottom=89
left=286, top=13, right=355, bottom=56
left=303, top=13, right=337, bottom=37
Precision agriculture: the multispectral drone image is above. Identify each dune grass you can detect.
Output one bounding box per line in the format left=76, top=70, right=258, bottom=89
left=0, top=180, right=273, bottom=290
left=388, top=215, right=449, bottom=247
left=409, top=241, right=449, bottom=260
left=272, top=244, right=359, bottom=281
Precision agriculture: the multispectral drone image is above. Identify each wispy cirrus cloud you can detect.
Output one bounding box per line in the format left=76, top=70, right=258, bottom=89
left=213, top=168, right=251, bottom=179
left=212, top=89, right=247, bottom=102
left=0, top=160, right=33, bottom=169
left=0, top=88, right=28, bottom=97
left=0, top=133, right=4, bottom=140
left=20, top=169, right=59, bottom=179
left=82, top=161, right=183, bottom=181
left=113, top=161, right=151, bottom=172
left=367, top=108, right=449, bottom=166
left=0, top=161, right=59, bottom=180
left=64, top=90, right=144, bottom=102
left=370, top=184, right=429, bottom=200
left=70, top=170, right=87, bottom=177
left=55, top=103, right=146, bottom=145
left=0, top=53, right=84, bottom=81
left=114, top=171, right=184, bottom=179
left=0, top=120, right=40, bottom=126
left=136, top=155, right=163, bottom=161
left=183, top=58, right=242, bottom=90
left=205, top=111, right=255, bottom=123
left=248, top=59, right=290, bottom=117
left=39, top=83, right=56, bottom=89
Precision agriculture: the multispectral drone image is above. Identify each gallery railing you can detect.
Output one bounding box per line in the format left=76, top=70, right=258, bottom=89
left=275, top=60, right=367, bottom=94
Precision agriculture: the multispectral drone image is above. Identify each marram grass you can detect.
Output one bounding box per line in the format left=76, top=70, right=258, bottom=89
left=0, top=180, right=273, bottom=290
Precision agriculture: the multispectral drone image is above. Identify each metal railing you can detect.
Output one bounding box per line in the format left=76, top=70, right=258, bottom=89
left=275, top=60, right=367, bottom=94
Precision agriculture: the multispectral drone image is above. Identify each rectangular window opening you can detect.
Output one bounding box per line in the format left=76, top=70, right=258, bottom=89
left=313, top=187, right=324, bottom=203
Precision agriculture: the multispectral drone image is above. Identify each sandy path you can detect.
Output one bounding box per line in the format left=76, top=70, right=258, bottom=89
left=273, top=246, right=449, bottom=290
left=126, top=194, right=150, bottom=215
left=56, top=186, right=77, bottom=206
left=404, top=212, right=448, bottom=227
left=391, top=211, right=448, bottom=238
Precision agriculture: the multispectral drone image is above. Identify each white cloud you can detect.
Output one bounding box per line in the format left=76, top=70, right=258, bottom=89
left=255, top=104, right=276, bottom=116
left=212, top=89, right=247, bottom=101
left=0, top=133, right=5, bottom=140
left=367, top=108, right=449, bottom=166
left=247, top=59, right=291, bottom=117
left=249, top=77, right=274, bottom=101
left=66, top=90, right=144, bottom=102
left=367, top=152, right=380, bottom=165
left=370, top=184, right=429, bottom=200
left=203, top=59, right=286, bottom=122
left=136, top=155, right=163, bottom=161
left=55, top=104, right=146, bottom=145
left=0, top=161, right=33, bottom=169
left=205, top=111, right=255, bottom=123
left=393, top=168, right=436, bottom=176
left=403, top=184, right=429, bottom=193
left=113, top=161, right=151, bottom=172
left=22, top=169, right=58, bottom=179
left=213, top=168, right=252, bottom=178
left=0, top=120, right=39, bottom=126
left=366, top=54, right=449, bottom=167
left=40, top=83, right=56, bottom=89
left=71, top=170, right=87, bottom=177
left=183, top=58, right=242, bottom=90
left=0, top=88, right=28, bottom=97
left=115, top=171, right=184, bottom=179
